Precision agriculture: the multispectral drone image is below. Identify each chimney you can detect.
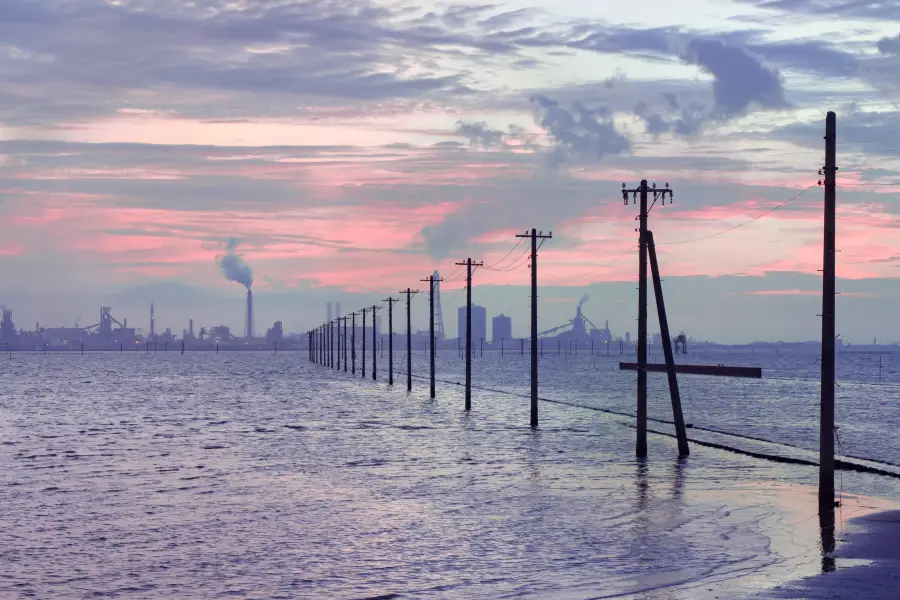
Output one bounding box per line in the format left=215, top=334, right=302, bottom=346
left=327, top=301, right=332, bottom=323
left=150, top=303, right=155, bottom=339
left=189, top=319, right=194, bottom=337
left=246, top=289, right=254, bottom=338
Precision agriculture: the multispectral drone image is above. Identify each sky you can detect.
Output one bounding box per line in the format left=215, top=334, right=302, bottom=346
left=0, top=0, right=898, bottom=343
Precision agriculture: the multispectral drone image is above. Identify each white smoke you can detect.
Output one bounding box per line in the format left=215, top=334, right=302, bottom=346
left=578, top=294, right=590, bottom=308
left=217, top=238, right=253, bottom=289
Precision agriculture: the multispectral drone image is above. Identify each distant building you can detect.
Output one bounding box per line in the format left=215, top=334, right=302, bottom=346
left=492, top=314, right=512, bottom=342
left=266, top=321, right=284, bottom=344
left=458, top=305, right=487, bottom=343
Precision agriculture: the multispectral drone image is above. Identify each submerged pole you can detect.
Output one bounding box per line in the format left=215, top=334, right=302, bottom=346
left=820, top=111, right=837, bottom=523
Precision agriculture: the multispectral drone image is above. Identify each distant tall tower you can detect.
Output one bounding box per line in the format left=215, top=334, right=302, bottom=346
left=327, top=301, right=332, bottom=323
left=189, top=319, right=194, bottom=338
left=150, top=303, right=155, bottom=340
left=433, top=270, right=445, bottom=340
left=336, top=302, right=341, bottom=321
left=246, top=289, right=255, bottom=338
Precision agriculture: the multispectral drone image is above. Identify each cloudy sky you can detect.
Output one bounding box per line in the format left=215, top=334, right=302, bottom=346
left=0, top=0, right=898, bottom=342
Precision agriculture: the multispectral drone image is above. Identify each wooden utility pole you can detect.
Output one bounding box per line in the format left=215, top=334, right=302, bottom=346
left=516, top=228, right=552, bottom=427
left=455, top=258, right=483, bottom=410
left=820, top=111, right=837, bottom=523
left=420, top=274, right=443, bottom=399
left=383, top=297, right=399, bottom=385
left=371, top=305, right=381, bottom=381
left=340, top=316, right=349, bottom=372
left=335, top=320, right=340, bottom=370
left=623, top=180, right=672, bottom=457
left=647, top=231, right=690, bottom=456
left=401, top=289, right=419, bottom=392
left=361, top=308, right=368, bottom=378
left=350, top=312, right=358, bottom=374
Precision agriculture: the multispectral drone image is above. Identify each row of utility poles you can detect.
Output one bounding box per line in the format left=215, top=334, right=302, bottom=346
left=306, top=112, right=838, bottom=532
left=306, top=229, right=552, bottom=427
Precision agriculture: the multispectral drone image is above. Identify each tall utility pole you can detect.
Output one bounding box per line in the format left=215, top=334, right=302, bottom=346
left=623, top=180, right=672, bottom=457
left=335, top=320, right=340, bottom=371
left=455, top=258, right=483, bottom=410
left=516, top=229, right=552, bottom=427
left=383, top=297, right=399, bottom=385
left=350, top=312, right=358, bottom=374
left=361, top=307, right=368, bottom=378
left=330, top=320, right=334, bottom=368
left=341, top=316, right=349, bottom=372
left=371, top=305, right=381, bottom=381
left=420, top=274, right=444, bottom=399
left=819, top=111, right=837, bottom=524
left=401, top=289, right=419, bottom=392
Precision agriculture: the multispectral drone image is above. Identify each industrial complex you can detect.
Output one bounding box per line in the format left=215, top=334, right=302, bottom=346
left=0, top=270, right=680, bottom=353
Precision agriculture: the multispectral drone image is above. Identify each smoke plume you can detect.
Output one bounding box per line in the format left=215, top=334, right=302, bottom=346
left=218, top=238, right=253, bottom=289
left=578, top=294, right=590, bottom=307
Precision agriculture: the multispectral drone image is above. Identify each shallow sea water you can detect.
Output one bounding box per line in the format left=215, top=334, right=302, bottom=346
left=1, top=350, right=899, bottom=599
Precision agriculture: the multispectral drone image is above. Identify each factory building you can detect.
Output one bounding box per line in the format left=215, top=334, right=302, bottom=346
left=492, top=314, right=512, bottom=342
left=458, top=305, right=487, bottom=343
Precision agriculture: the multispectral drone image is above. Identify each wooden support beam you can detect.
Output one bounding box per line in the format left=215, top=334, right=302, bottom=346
left=619, top=362, right=761, bottom=378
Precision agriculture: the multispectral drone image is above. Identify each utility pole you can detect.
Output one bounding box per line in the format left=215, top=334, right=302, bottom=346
left=401, top=289, right=419, bottom=392
left=623, top=180, right=672, bottom=457
left=351, top=313, right=358, bottom=374
left=516, top=228, right=552, bottom=427
left=383, top=297, right=399, bottom=385
left=819, top=111, right=837, bottom=525
left=647, top=231, right=690, bottom=456
left=420, top=274, right=443, bottom=399
left=455, top=258, right=483, bottom=410
left=371, top=305, right=381, bottom=381
left=335, top=320, right=340, bottom=370
left=340, top=316, right=349, bottom=372
left=361, top=307, right=368, bottom=378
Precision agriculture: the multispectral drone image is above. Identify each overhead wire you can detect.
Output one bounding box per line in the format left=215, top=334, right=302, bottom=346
left=660, top=185, right=817, bottom=246
left=484, top=239, right=523, bottom=269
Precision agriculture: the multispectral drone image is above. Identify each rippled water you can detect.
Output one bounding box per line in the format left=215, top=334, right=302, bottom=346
left=2, top=351, right=899, bottom=599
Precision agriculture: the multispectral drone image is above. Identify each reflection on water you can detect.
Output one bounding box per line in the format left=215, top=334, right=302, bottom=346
left=0, top=353, right=898, bottom=599
left=820, top=509, right=837, bottom=573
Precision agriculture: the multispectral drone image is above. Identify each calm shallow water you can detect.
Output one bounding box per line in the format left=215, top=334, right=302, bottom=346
left=1, top=351, right=899, bottom=599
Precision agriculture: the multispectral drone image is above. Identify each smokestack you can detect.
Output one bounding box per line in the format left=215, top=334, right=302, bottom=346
left=327, top=301, right=332, bottom=323
left=336, top=301, right=341, bottom=320
left=189, top=319, right=194, bottom=337
left=150, top=303, right=155, bottom=339
left=246, top=289, right=254, bottom=338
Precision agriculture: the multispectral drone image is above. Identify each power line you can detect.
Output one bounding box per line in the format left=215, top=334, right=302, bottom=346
left=545, top=242, right=638, bottom=281
left=483, top=245, right=531, bottom=272
left=661, top=185, right=816, bottom=246
left=484, top=239, right=523, bottom=269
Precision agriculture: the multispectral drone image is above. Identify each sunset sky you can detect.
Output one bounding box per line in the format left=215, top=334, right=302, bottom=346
left=1, top=0, right=899, bottom=342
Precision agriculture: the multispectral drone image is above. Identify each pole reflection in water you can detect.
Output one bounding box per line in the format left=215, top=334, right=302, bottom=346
left=670, top=456, right=687, bottom=501
left=635, top=457, right=650, bottom=510
left=820, top=509, right=836, bottom=573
